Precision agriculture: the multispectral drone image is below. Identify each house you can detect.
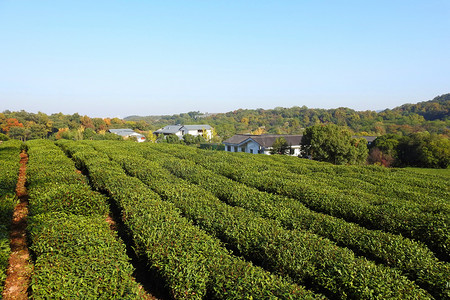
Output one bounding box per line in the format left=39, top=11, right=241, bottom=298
left=153, top=124, right=213, bottom=140
left=223, top=134, right=303, bottom=156
left=109, top=129, right=146, bottom=142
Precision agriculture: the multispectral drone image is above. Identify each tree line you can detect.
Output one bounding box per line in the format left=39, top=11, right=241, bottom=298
left=126, top=93, right=449, bottom=139
left=1, top=94, right=448, bottom=168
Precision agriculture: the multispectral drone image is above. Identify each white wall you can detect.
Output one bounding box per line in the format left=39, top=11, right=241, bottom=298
left=185, top=129, right=212, bottom=139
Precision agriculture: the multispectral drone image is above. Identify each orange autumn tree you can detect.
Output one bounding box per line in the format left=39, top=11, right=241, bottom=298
left=0, top=118, right=24, bottom=134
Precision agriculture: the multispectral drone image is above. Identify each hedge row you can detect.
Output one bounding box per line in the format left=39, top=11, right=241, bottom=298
left=261, top=153, right=449, bottom=213
left=25, top=140, right=144, bottom=299
left=58, top=140, right=318, bottom=300
left=157, top=144, right=449, bottom=261
left=177, top=146, right=447, bottom=218
left=0, top=140, right=22, bottom=295
left=132, top=145, right=449, bottom=299
left=91, top=141, right=431, bottom=299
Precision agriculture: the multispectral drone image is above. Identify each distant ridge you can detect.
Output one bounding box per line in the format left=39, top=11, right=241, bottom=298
left=123, top=94, right=449, bottom=138
left=125, top=94, right=449, bottom=122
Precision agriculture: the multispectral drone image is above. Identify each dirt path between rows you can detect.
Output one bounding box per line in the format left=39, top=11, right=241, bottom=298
left=2, top=151, right=32, bottom=300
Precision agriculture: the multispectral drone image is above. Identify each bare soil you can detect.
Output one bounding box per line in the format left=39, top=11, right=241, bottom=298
left=2, top=151, right=32, bottom=300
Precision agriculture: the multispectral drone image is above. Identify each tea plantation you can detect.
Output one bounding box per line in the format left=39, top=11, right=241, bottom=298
left=1, top=139, right=448, bottom=299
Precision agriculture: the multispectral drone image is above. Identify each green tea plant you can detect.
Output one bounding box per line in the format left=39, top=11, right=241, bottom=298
left=157, top=144, right=449, bottom=262
left=139, top=148, right=449, bottom=299
left=58, top=140, right=320, bottom=300
left=26, top=140, right=144, bottom=299
left=0, top=140, right=22, bottom=295
left=90, top=141, right=431, bottom=299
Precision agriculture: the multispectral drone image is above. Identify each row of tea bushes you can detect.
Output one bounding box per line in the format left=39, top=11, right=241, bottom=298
left=59, top=140, right=319, bottom=300
left=25, top=140, right=144, bottom=299
left=157, top=144, right=449, bottom=262
left=91, top=141, right=431, bottom=299
left=266, top=152, right=449, bottom=201
left=0, top=140, right=22, bottom=295
left=135, top=146, right=449, bottom=299
left=152, top=143, right=448, bottom=215
left=256, top=153, right=450, bottom=216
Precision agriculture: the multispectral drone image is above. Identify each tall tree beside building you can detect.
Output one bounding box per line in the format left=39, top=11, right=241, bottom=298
left=301, top=124, right=368, bottom=165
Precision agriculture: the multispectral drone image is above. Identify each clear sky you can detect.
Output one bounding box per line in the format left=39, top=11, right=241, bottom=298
left=1, top=1, right=449, bottom=118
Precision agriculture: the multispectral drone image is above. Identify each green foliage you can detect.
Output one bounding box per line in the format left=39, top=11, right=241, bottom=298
left=165, top=134, right=182, bottom=144
left=301, top=124, right=368, bottom=165
left=158, top=144, right=449, bottom=261
left=397, top=132, right=450, bottom=168
left=146, top=148, right=450, bottom=298
left=148, top=143, right=450, bottom=299
left=59, top=140, right=317, bottom=299
left=270, top=137, right=290, bottom=155
left=0, top=140, right=21, bottom=294
left=25, top=140, right=144, bottom=299
left=94, top=141, right=432, bottom=299
left=125, top=93, right=450, bottom=137
left=372, top=132, right=450, bottom=168
left=0, top=133, right=9, bottom=141
left=183, top=134, right=196, bottom=145
left=29, top=213, right=143, bottom=299
left=27, top=184, right=108, bottom=217
left=2, top=94, right=449, bottom=143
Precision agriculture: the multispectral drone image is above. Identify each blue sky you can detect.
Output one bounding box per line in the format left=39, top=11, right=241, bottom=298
left=1, top=1, right=449, bottom=118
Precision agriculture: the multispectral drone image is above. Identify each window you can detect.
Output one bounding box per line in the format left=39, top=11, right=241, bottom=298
left=241, top=146, right=246, bottom=152
left=227, top=145, right=231, bottom=152
left=234, top=146, right=238, bottom=152
left=250, top=149, right=253, bottom=154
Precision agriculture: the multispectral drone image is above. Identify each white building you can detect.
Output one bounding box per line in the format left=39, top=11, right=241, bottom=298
left=223, top=134, right=303, bottom=156
left=109, top=129, right=146, bottom=142
left=153, top=124, right=213, bottom=140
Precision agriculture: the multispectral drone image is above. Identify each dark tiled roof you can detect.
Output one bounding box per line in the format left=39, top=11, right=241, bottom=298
left=251, top=135, right=303, bottom=147
left=223, top=134, right=253, bottom=145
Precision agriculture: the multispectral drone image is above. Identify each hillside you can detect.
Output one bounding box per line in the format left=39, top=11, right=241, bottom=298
left=1, top=94, right=449, bottom=142
left=125, top=94, right=450, bottom=139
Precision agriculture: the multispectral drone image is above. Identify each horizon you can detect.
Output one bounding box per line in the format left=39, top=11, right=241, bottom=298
left=1, top=1, right=449, bottom=118
left=1, top=93, right=443, bottom=120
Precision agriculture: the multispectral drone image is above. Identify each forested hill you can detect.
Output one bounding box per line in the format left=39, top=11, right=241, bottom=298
left=125, top=94, right=450, bottom=138
left=387, top=93, right=450, bottom=121
left=1, top=94, right=448, bottom=141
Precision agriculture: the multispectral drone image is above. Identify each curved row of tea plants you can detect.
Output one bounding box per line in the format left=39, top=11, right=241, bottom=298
left=90, top=141, right=431, bottom=299
left=58, top=140, right=318, bottom=300
left=263, top=153, right=450, bottom=210
left=0, top=140, right=22, bottom=295
left=25, top=140, right=144, bottom=299
left=155, top=144, right=449, bottom=261
left=154, top=143, right=448, bottom=215
left=129, top=144, right=449, bottom=299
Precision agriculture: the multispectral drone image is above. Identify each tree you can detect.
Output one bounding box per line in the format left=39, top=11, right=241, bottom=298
left=183, top=134, right=196, bottom=145
left=301, top=124, right=368, bottom=165
left=397, top=132, right=450, bottom=168
left=165, top=134, right=181, bottom=144
left=270, top=137, right=290, bottom=155
left=0, top=118, right=23, bottom=133
left=0, top=133, right=9, bottom=141
left=9, top=126, right=30, bottom=141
